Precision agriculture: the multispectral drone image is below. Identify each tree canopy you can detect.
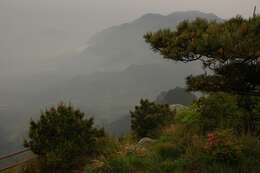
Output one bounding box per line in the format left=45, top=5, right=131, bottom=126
left=144, top=16, right=260, bottom=96
left=24, top=103, right=104, bottom=171
left=130, top=99, right=174, bottom=138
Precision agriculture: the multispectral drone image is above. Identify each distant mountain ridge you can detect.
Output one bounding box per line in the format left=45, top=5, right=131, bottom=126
left=89, top=11, right=220, bottom=45
left=83, top=11, right=220, bottom=70
left=51, top=11, right=221, bottom=75
left=156, top=87, right=197, bottom=106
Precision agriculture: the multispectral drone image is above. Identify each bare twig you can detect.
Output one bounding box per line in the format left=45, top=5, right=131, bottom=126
left=253, top=6, right=257, bottom=18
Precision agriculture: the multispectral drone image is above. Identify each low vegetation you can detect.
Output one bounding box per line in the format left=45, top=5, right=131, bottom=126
left=13, top=95, right=260, bottom=173
left=84, top=93, right=260, bottom=173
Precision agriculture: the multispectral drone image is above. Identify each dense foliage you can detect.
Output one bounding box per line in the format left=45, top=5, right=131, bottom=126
left=85, top=94, right=260, bottom=173
left=24, top=103, right=104, bottom=172
left=144, top=16, right=260, bottom=96
left=196, top=93, right=260, bottom=135
left=130, top=99, right=174, bottom=138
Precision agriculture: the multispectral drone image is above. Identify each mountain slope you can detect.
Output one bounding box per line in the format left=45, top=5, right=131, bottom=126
left=51, top=11, right=221, bottom=74
left=40, top=62, right=202, bottom=123
left=156, top=87, right=197, bottom=105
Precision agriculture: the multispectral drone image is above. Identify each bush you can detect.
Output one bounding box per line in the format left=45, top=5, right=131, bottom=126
left=95, top=136, right=119, bottom=157
left=196, top=93, right=260, bottom=135
left=153, top=143, right=183, bottom=160
left=238, top=135, right=260, bottom=172
left=175, top=105, right=199, bottom=125
left=160, top=158, right=191, bottom=172
left=85, top=94, right=260, bottom=173
left=159, top=160, right=176, bottom=172
left=251, top=100, right=260, bottom=136
left=106, top=155, right=135, bottom=173
left=24, top=103, right=104, bottom=172
left=94, top=154, right=146, bottom=173
left=196, top=93, right=244, bottom=134
left=130, top=99, right=174, bottom=138
left=204, top=129, right=242, bottom=164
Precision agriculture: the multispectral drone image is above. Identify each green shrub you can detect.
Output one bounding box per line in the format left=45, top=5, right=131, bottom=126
left=95, top=136, right=119, bottom=157
left=107, top=156, right=134, bottom=173
left=159, top=158, right=191, bottom=173
left=196, top=93, right=260, bottom=135
left=204, top=130, right=242, bottom=164
left=101, top=154, right=146, bottom=173
left=24, top=103, right=104, bottom=172
left=130, top=99, right=174, bottom=138
left=240, top=135, right=260, bottom=158
left=252, top=100, right=260, bottom=136
left=159, top=160, right=176, bottom=172
left=87, top=152, right=163, bottom=173
left=86, top=94, right=260, bottom=173
left=153, top=143, right=183, bottom=160
left=181, top=131, right=260, bottom=173
left=196, top=93, right=243, bottom=134
left=173, top=158, right=191, bottom=170
left=175, top=105, right=199, bottom=125
left=238, top=135, right=260, bottom=172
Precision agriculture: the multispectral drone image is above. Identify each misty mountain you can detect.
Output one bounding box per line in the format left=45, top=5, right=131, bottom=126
left=105, top=115, right=131, bottom=137
left=51, top=11, right=220, bottom=74
left=41, top=62, right=201, bottom=122
left=39, top=11, right=219, bottom=123
left=84, top=11, right=220, bottom=69
left=156, top=87, right=197, bottom=106
left=0, top=11, right=220, bottom=152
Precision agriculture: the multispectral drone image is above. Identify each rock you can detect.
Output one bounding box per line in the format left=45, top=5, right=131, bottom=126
left=123, top=144, right=136, bottom=154
left=169, top=104, right=186, bottom=112
left=137, top=137, right=155, bottom=146
left=90, top=159, right=105, bottom=169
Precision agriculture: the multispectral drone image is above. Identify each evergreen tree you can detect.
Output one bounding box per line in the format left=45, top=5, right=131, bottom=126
left=24, top=103, right=104, bottom=172
left=144, top=16, right=260, bottom=96
left=130, top=99, right=174, bottom=138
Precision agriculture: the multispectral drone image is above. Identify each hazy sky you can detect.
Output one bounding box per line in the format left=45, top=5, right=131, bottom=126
left=0, top=0, right=259, bottom=73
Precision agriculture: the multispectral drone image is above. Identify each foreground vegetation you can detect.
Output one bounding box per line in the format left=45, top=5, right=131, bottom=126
left=83, top=93, right=260, bottom=173
left=11, top=93, right=259, bottom=173
left=6, top=93, right=260, bottom=173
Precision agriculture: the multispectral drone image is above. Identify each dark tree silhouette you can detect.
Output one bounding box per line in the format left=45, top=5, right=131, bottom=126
left=24, top=103, right=104, bottom=171
left=131, top=99, right=174, bottom=138
left=145, top=16, right=260, bottom=96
